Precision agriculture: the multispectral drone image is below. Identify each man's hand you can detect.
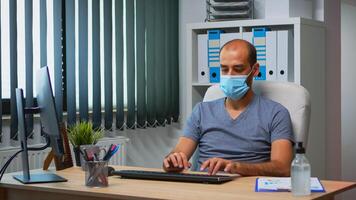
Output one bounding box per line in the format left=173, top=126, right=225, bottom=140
left=163, top=152, right=192, bottom=172
left=200, top=157, right=238, bottom=175
left=162, top=137, right=197, bottom=172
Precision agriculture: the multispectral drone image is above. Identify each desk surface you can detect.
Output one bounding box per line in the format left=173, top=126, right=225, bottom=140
left=1, top=166, right=355, bottom=200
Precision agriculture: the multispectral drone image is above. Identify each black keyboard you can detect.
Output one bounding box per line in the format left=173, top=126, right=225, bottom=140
left=112, top=170, right=237, bottom=184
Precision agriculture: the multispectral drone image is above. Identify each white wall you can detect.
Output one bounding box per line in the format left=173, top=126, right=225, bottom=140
left=313, top=0, right=324, bottom=21
left=341, top=1, right=356, bottom=199
left=324, top=0, right=342, bottom=181
left=178, top=0, right=206, bottom=123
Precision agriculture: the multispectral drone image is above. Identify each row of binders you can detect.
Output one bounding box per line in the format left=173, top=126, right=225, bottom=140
left=198, top=28, right=294, bottom=83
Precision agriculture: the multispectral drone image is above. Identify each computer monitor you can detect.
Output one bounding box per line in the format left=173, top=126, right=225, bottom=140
left=13, top=67, right=67, bottom=184
left=35, top=67, right=64, bottom=157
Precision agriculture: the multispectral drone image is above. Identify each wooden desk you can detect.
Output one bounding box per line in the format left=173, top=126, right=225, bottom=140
left=0, top=166, right=355, bottom=200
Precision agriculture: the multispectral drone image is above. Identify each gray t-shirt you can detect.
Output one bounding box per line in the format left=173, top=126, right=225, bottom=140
left=183, top=95, right=294, bottom=165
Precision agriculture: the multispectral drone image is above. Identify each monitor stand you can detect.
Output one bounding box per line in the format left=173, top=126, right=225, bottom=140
left=12, top=135, right=68, bottom=184
left=13, top=173, right=67, bottom=184
left=12, top=106, right=67, bottom=184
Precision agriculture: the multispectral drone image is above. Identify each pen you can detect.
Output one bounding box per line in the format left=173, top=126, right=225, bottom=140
left=103, top=145, right=113, bottom=161
left=79, top=149, right=89, bottom=161
left=106, top=145, right=120, bottom=161
left=274, top=188, right=290, bottom=192
left=93, top=153, right=100, bottom=161
left=103, top=144, right=120, bottom=161
left=107, top=144, right=114, bottom=155
left=84, top=149, right=94, bottom=161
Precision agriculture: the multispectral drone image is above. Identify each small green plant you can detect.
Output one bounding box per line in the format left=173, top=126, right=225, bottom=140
left=67, top=121, right=104, bottom=147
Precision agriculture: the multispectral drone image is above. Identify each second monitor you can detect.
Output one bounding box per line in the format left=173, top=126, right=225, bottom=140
left=13, top=67, right=67, bottom=184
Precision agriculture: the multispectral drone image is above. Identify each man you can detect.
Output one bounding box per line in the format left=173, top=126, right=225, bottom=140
left=163, top=39, right=294, bottom=176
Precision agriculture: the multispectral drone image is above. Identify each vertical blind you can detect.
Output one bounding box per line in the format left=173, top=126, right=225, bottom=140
left=9, top=0, right=18, bottom=139
left=0, top=0, right=179, bottom=144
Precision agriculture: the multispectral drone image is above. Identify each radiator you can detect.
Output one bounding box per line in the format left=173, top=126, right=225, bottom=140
left=0, top=136, right=129, bottom=173
left=0, top=147, right=53, bottom=173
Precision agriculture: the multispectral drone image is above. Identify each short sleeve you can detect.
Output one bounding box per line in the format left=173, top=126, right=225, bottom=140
left=183, top=103, right=202, bottom=142
left=270, top=106, right=295, bottom=144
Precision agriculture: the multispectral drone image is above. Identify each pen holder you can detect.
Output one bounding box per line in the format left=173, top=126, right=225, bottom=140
left=80, top=145, right=106, bottom=170
left=84, top=160, right=109, bottom=187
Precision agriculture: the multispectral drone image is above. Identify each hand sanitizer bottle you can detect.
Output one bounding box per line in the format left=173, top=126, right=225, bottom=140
left=291, top=142, right=311, bottom=196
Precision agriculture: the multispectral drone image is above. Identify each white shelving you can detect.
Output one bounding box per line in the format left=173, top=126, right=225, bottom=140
left=192, top=82, right=215, bottom=87
left=185, top=17, right=326, bottom=178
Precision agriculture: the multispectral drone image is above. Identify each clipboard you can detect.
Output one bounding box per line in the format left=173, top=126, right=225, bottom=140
left=255, top=177, right=326, bottom=193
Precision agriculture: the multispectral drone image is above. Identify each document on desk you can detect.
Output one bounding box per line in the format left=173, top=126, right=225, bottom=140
left=255, top=177, right=325, bottom=192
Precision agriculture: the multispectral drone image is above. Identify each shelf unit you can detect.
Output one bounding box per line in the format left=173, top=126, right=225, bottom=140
left=185, top=17, right=326, bottom=178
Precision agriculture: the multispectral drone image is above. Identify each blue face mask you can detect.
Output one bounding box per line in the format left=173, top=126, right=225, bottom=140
left=219, top=69, right=254, bottom=100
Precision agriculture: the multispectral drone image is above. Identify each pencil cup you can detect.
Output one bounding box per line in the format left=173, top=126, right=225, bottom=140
left=80, top=145, right=106, bottom=170
left=84, top=160, right=109, bottom=187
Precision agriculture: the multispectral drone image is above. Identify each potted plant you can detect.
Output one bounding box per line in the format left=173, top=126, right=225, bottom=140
left=67, top=121, right=104, bottom=166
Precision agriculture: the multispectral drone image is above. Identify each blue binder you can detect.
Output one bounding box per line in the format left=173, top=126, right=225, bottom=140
left=208, top=30, right=221, bottom=83
left=253, top=28, right=267, bottom=80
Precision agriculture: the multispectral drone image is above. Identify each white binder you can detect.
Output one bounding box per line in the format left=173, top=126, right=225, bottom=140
left=242, top=31, right=253, bottom=44
left=266, top=31, right=277, bottom=80
left=253, top=28, right=267, bottom=80
left=208, top=30, right=221, bottom=83
left=198, top=34, right=209, bottom=83
left=277, top=30, right=294, bottom=81
left=220, top=32, right=241, bottom=47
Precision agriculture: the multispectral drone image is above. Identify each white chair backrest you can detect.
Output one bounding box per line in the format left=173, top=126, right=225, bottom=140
left=203, top=81, right=311, bottom=148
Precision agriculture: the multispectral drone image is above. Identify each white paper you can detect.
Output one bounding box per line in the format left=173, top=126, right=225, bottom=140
left=257, top=177, right=324, bottom=191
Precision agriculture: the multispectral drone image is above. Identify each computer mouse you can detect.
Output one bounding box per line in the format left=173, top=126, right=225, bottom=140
left=107, top=166, right=115, bottom=176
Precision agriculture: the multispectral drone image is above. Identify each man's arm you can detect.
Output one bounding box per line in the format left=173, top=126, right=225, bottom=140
left=228, top=139, right=293, bottom=176
left=163, top=136, right=198, bottom=172
left=201, top=139, right=293, bottom=176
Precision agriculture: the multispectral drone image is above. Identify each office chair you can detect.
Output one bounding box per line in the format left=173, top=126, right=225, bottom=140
left=190, top=81, right=311, bottom=171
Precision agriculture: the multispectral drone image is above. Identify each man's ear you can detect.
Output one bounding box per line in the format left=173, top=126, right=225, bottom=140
left=252, top=63, right=260, bottom=77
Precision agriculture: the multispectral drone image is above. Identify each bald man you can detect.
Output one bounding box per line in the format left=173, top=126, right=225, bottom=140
left=163, top=39, right=294, bottom=176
